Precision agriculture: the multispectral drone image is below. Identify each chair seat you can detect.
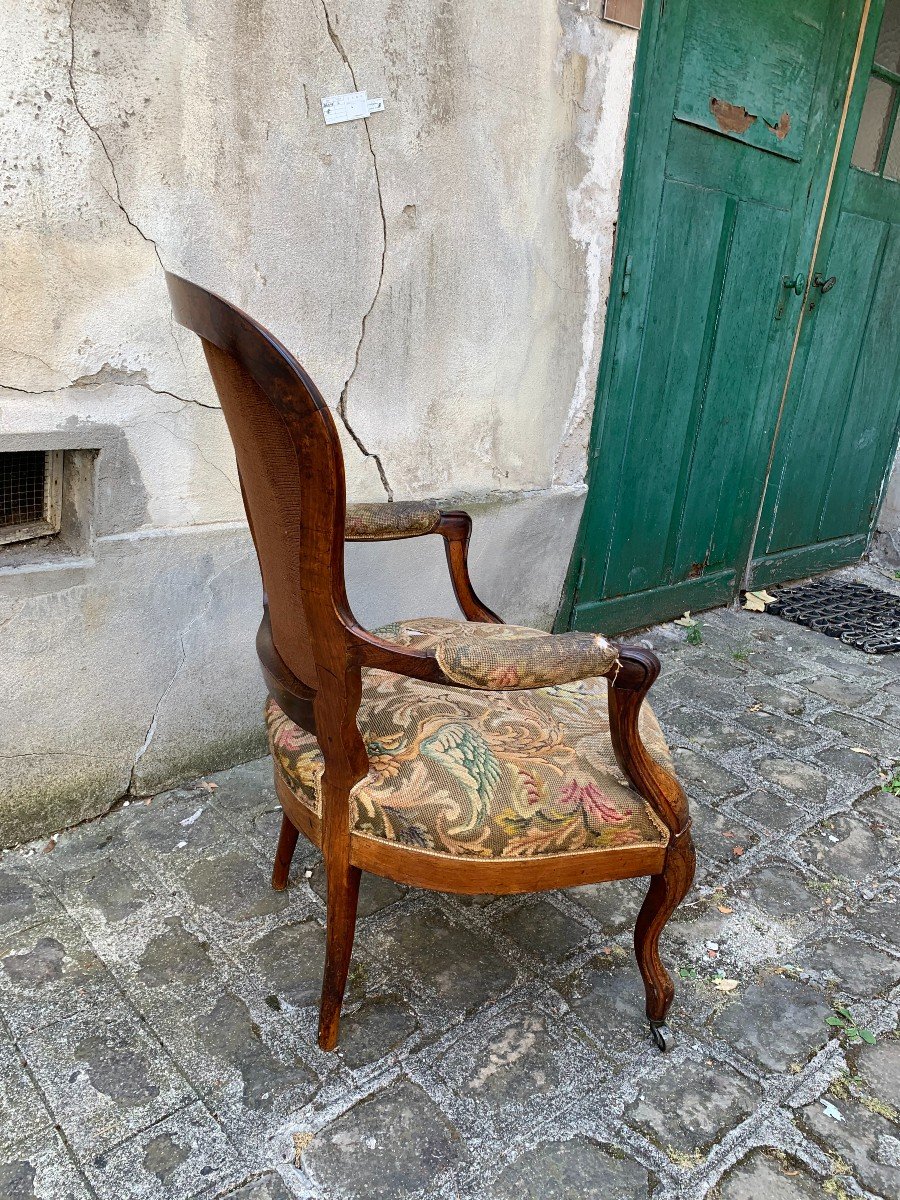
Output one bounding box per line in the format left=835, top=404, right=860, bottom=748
left=265, top=618, right=672, bottom=860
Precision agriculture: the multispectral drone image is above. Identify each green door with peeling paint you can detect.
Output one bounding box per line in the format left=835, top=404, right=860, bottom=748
left=561, top=0, right=900, bottom=634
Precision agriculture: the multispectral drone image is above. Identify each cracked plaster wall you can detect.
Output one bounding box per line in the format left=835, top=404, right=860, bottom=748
left=0, top=0, right=637, bottom=844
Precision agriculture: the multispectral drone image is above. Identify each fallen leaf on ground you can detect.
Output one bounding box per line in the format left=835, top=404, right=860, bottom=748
left=199, top=780, right=218, bottom=791
left=674, top=611, right=698, bottom=627
left=292, top=1131, right=314, bottom=1166
left=732, top=845, right=745, bottom=856
left=743, top=589, right=777, bottom=612
left=717, top=904, right=734, bottom=914
left=713, top=978, right=739, bottom=993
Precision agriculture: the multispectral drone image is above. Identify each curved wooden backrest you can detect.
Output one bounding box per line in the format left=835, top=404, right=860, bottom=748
left=165, top=272, right=350, bottom=695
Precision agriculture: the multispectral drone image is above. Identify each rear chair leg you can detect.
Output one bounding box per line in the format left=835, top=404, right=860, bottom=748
left=271, top=812, right=299, bottom=891
left=634, top=834, right=695, bottom=1051
left=318, top=859, right=361, bottom=1051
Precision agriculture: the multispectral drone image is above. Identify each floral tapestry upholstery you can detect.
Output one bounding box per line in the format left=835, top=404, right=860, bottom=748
left=265, top=619, right=673, bottom=859
left=345, top=501, right=441, bottom=540
left=434, top=627, right=619, bottom=689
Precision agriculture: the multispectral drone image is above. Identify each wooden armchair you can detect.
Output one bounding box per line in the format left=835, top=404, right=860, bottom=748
left=166, top=273, right=695, bottom=1053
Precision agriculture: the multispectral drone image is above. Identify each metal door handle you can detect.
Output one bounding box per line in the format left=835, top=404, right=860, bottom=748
left=782, top=273, right=806, bottom=295
left=813, top=273, right=837, bottom=293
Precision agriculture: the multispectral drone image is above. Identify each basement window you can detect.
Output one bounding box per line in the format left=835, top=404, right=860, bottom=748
left=0, top=450, right=63, bottom=546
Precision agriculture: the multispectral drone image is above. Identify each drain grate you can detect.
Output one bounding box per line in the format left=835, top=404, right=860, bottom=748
left=767, top=578, right=900, bottom=654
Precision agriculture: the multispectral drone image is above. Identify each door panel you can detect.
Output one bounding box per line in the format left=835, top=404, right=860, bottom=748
left=672, top=200, right=793, bottom=579
left=820, top=223, right=900, bottom=537
left=602, top=187, right=794, bottom=599
left=674, top=0, right=826, bottom=162
left=761, top=211, right=888, bottom=553
left=601, top=180, right=732, bottom=597
left=758, top=214, right=900, bottom=551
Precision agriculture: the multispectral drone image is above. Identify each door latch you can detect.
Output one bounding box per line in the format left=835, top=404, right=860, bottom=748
left=813, top=272, right=837, bottom=294
left=775, top=272, right=807, bottom=319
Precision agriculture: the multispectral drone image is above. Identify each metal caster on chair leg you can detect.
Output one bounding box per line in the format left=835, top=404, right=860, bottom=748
left=649, top=1020, right=674, bottom=1051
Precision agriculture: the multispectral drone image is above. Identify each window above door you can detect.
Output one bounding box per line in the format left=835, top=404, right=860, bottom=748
left=851, top=0, right=900, bottom=179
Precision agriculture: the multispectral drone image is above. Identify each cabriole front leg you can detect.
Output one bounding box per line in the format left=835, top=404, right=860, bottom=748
left=606, top=645, right=695, bottom=1051
left=634, top=829, right=695, bottom=1050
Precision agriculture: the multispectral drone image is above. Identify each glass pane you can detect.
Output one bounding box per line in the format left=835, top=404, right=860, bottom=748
left=875, top=0, right=900, bottom=74
left=851, top=76, right=895, bottom=172
left=885, top=115, right=900, bottom=180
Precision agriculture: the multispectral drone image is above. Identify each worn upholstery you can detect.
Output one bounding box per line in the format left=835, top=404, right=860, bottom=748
left=434, top=627, right=619, bottom=689
left=266, top=619, right=671, bottom=859
left=345, top=501, right=441, bottom=540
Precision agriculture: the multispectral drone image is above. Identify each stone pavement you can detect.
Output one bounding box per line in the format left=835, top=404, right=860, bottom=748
left=1, top=599, right=898, bottom=1200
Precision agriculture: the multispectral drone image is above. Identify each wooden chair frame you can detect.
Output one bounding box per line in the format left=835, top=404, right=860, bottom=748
left=166, top=272, right=695, bottom=1052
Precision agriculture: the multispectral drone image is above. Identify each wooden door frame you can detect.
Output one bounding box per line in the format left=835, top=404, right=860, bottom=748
left=557, top=0, right=881, bottom=633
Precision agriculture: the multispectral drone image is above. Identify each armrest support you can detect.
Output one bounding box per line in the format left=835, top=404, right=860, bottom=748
left=437, top=510, right=502, bottom=623
left=607, top=646, right=691, bottom=838
left=344, top=501, right=502, bottom=624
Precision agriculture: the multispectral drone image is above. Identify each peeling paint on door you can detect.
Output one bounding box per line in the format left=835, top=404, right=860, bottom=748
left=709, top=97, right=757, bottom=134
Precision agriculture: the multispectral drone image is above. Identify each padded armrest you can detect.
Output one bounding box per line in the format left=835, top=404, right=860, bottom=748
left=434, top=625, right=620, bottom=690
left=345, top=501, right=441, bottom=541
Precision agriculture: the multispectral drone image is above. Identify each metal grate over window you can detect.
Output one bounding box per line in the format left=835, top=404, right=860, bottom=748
left=0, top=450, right=63, bottom=546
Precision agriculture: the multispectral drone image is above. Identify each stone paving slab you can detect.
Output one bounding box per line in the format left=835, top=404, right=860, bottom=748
left=0, top=596, right=898, bottom=1198
left=0, top=1130, right=95, bottom=1199
left=21, top=1006, right=197, bottom=1160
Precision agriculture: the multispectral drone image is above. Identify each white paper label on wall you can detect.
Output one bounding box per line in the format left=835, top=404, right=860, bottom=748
left=321, top=90, right=384, bottom=125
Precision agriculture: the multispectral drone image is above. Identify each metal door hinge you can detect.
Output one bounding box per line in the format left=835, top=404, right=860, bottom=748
left=622, top=254, right=634, bottom=297
left=572, top=555, right=587, bottom=609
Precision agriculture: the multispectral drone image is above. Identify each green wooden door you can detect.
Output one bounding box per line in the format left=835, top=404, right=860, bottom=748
left=752, top=1, right=900, bottom=583
left=562, top=0, right=898, bottom=634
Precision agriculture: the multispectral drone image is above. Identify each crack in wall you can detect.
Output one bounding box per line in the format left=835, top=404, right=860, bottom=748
left=73, top=365, right=219, bottom=410
left=66, top=2, right=162, bottom=269
left=66, top=1, right=190, bottom=380
left=161, top=425, right=241, bottom=498
left=0, top=382, right=62, bottom=397
left=128, top=640, right=185, bottom=793
left=128, top=548, right=251, bottom=792
left=319, top=1, right=392, bottom=500
left=0, top=369, right=219, bottom=409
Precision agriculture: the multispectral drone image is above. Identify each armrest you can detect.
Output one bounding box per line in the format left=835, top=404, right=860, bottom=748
left=345, top=501, right=441, bottom=540
left=434, top=626, right=620, bottom=689
left=349, top=621, right=618, bottom=692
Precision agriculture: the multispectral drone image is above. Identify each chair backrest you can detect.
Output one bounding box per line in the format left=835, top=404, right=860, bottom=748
left=165, top=272, right=350, bottom=695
